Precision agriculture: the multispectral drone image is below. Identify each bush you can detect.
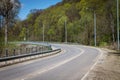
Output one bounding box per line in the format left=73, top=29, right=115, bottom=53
left=99, top=42, right=108, bottom=47
left=0, top=42, right=4, bottom=49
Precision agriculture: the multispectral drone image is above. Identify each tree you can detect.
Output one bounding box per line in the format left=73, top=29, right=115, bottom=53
left=47, top=28, right=55, bottom=42
left=19, top=27, right=26, bottom=40
left=58, top=16, right=68, bottom=42
left=62, top=0, right=80, bottom=3
left=0, top=0, right=21, bottom=45
left=17, top=0, right=119, bottom=48
left=65, top=4, right=80, bottom=22
left=105, top=0, right=116, bottom=43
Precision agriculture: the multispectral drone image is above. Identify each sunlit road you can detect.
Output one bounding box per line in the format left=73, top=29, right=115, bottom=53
left=0, top=43, right=101, bottom=80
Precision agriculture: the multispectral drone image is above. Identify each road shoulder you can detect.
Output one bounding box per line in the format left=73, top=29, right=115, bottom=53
left=83, top=48, right=120, bottom=80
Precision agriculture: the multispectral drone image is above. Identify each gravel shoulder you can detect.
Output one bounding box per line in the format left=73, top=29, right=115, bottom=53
left=84, top=48, right=120, bottom=80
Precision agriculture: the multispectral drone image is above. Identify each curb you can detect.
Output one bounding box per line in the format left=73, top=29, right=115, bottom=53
left=0, top=49, right=61, bottom=68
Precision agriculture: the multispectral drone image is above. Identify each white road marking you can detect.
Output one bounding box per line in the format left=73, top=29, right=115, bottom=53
left=15, top=48, right=85, bottom=80
left=0, top=49, right=65, bottom=72
left=1, top=45, right=102, bottom=80
left=81, top=47, right=103, bottom=80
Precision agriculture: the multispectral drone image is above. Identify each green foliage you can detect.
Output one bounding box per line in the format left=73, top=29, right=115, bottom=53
left=19, top=27, right=26, bottom=40
left=8, top=0, right=119, bottom=47
left=99, top=42, right=108, bottom=47
left=47, top=28, right=55, bottom=41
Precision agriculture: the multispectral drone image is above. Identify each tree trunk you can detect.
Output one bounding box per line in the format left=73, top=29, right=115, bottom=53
left=109, top=12, right=115, bottom=43
left=5, top=18, right=8, bottom=46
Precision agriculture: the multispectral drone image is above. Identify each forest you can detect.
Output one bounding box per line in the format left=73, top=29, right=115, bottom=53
left=0, top=0, right=120, bottom=49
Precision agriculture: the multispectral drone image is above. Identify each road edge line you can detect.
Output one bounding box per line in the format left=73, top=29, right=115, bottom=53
left=81, top=47, right=103, bottom=80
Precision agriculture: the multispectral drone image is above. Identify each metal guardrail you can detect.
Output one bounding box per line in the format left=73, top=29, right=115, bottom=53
left=0, top=49, right=61, bottom=62
left=0, top=45, right=52, bottom=58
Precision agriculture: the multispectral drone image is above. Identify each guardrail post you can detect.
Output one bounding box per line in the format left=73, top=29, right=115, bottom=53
left=5, top=49, right=8, bottom=65
left=39, top=47, right=40, bottom=52
left=48, top=45, right=51, bottom=50
left=13, top=49, right=16, bottom=56
left=42, top=46, right=44, bottom=51
left=33, top=47, right=34, bottom=52
left=40, top=47, right=42, bottom=52
left=30, top=47, right=32, bottom=53
left=45, top=46, right=46, bottom=51
left=30, top=48, right=31, bottom=53
left=41, top=46, right=43, bottom=52
left=5, top=49, right=8, bottom=57
left=26, top=48, right=27, bottom=54
left=43, top=46, right=44, bottom=51
left=20, top=48, right=22, bottom=55
left=29, top=48, right=30, bottom=53
left=40, top=47, right=41, bottom=53
left=18, top=48, right=19, bottom=55
left=36, top=47, right=37, bottom=52
left=0, top=50, right=2, bottom=58
left=32, top=47, right=34, bottom=52
left=12, top=49, right=16, bottom=63
left=33, top=47, right=35, bottom=53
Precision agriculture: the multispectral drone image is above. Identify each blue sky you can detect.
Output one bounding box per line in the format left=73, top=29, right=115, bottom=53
left=19, top=0, right=62, bottom=20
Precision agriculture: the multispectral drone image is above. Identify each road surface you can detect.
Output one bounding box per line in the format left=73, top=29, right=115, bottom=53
left=0, top=43, right=101, bottom=80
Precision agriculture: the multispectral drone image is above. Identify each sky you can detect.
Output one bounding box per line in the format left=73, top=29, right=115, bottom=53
left=19, top=0, right=62, bottom=20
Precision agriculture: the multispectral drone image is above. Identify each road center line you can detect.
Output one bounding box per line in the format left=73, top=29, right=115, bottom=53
left=18, top=48, right=85, bottom=80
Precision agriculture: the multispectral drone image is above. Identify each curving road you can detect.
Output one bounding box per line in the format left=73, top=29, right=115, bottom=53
left=0, top=43, right=101, bottom=80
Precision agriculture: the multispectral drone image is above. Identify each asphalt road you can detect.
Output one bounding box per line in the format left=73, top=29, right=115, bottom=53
left=0, top=43, right=100, bottom=80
